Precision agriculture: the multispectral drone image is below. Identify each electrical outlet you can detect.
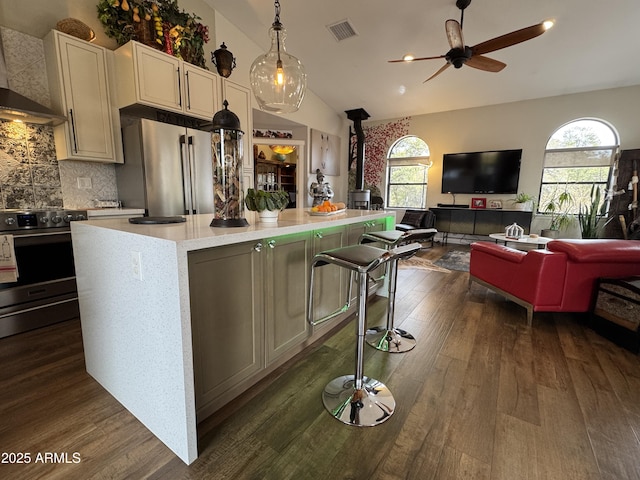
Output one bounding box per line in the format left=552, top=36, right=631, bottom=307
left=131, top=251, right=142, bottom=281
left=77, top=177, right=92, bottom=189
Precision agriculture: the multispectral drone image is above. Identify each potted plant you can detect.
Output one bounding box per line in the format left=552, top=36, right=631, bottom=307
left=578, top=184, right=606, bottom=238
left=244, top=188, right=289, bottom=222
left=541, top=190, right=575, bottom=238
left=511, top=192, right=535, bottom=211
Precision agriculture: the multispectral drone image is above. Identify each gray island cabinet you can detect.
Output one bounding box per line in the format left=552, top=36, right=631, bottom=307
left=70, top=209, right=394, bottom=464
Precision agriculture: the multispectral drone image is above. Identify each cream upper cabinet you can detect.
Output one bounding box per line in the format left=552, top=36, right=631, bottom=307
left=182, top=63, right=220, bottom=119
left=44, top=30, right=121, bottom=163
left=114, top=41, right=219, bottom=120
left=221, top=79, right=253, bottom=170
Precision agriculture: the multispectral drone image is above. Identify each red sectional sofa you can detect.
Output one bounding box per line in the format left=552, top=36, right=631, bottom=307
left=469, top=239, right=640, bottom=325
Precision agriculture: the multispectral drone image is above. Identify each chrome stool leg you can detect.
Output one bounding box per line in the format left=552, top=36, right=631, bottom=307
left=360, top=231, right=421, bottom=353
left=308, top=243, right=422, bottom=425
left=322, top=269, right=395, bottom=426
left=365, top=254, right=417, bottom=353
left=308, top=244, right=406, bottom=426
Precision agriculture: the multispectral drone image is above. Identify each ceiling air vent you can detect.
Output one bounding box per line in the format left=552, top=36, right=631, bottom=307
left=327, top=19, right=358, bottom=42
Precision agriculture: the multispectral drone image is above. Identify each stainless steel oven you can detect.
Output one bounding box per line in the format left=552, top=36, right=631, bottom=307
left=0, top=209, right=87, bottom=338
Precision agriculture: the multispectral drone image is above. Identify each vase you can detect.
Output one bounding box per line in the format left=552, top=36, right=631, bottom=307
left=513, top=201, right=532, bottom=211
left=258, top=209, right=279, bottom=223
left=541, top=228, right=559, bottom=239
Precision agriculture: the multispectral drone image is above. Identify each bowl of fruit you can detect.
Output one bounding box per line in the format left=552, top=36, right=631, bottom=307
left=309, top=201, right=346, bottom=215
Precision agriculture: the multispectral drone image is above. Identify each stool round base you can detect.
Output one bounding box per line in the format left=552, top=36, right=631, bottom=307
left=365, top=327, right=417, bottom=353
left=322, top=375, right=395, bottom=426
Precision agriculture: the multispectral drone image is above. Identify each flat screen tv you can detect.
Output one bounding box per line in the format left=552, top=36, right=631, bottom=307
left=441, top=149, right=522, bottom=194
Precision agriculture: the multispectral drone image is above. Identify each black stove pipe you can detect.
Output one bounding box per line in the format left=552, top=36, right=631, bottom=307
left=345, top=108, right=370, bottom=190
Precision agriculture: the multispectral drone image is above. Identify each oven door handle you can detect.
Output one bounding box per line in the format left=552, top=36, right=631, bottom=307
left=12, top=230, right=72, bottom=247
left=12, top=231, right=70, bottom=238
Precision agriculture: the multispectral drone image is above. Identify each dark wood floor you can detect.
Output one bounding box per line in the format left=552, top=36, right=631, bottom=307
left=1, top=245, right=640, bottom=480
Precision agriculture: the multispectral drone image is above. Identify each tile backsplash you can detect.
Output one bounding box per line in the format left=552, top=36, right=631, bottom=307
left=0, top=27, right=118, bottom=210
left=0, top=119, right=62, bottom=209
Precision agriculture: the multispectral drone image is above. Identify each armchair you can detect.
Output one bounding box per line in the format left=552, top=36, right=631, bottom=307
left=469, top=239, right=640, bottom=325
left=395, top=209, right=437, bottom=247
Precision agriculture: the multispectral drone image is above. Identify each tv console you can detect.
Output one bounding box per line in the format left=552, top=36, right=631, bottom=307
left=430, top=207, right=532, bottom=244
left=437, top=203, right=469, bottom=208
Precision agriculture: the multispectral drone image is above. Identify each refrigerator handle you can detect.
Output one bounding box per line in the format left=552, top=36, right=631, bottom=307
left=179, top=135, right=192, bottom=214
left=187, top=136, right=198, bottom=213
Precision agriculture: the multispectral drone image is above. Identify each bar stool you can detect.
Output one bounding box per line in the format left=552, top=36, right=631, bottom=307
left=308, top=242, right=421, bottom=426
left=360, top=229, right=430, bottom=353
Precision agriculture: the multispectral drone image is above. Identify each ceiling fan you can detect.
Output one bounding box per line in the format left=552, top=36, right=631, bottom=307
left=389, top=0, right=554, bottom=82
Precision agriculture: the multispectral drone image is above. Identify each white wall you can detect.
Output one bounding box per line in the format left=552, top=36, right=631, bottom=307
left=366, top=84, right=640, bottom=235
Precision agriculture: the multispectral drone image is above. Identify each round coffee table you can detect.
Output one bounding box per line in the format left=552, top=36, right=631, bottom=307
left=489, top=233, right=553, bottom=249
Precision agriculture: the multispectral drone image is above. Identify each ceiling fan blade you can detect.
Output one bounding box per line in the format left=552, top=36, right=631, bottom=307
left=445, top=19, right=464, bottom=50
left=388, top=54, right=446, bottom=63
left=465, top=55, right=506, bottom=72
left=423, top=63, right=451, bottom=83
left=472, top=22, right=547, bottom=56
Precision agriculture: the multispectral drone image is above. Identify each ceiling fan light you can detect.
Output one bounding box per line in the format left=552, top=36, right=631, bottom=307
left=402, top=54, right=415, bottom=62
left=543, top=20, right=555, bottom=30
left=250, top=1, right=307, bottom=114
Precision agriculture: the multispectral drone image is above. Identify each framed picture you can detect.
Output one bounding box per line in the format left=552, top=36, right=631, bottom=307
left=489, top=200, right=503, bottom=209
left=471, top=197, right=487, bottom=209
left=310, top=129, right=340, bottom=175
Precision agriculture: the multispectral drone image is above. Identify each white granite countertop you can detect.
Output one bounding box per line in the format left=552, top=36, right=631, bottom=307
left=76, top=208, right=395, bottom=252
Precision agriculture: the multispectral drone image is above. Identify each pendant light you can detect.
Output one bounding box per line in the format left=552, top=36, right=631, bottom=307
left=250, top=0, right=307, bottom=114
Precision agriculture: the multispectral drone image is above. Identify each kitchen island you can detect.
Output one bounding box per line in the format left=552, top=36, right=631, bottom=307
left=70, top=209, right=394, bottom=464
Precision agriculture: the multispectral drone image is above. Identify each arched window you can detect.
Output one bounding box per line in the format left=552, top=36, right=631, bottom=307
left=386, top=136, right=431, bottom=208
left=539, top=118, right=619, bottom=214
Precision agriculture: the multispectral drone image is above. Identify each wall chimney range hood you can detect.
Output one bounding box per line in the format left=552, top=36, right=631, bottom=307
left=0, top=42, right=66, bottom=125
left=0, top=88, right=66, bottom=125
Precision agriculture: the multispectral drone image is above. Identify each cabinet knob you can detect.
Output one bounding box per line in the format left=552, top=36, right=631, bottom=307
left=314, top=232, right=323, bottom=239
left=253, top=242, right=263, bottom=252
left=267, top=240, right=276, bottom=249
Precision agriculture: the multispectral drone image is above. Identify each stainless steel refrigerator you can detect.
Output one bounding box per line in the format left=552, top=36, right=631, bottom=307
left=116, top=118, right=214, bottom=217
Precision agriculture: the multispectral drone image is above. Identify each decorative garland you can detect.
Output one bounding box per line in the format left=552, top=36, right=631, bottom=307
left=97, top=0, right=209, bottom=68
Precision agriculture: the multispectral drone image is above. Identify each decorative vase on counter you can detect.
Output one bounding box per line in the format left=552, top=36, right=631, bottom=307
left=210, top=100, right=249, bottom=228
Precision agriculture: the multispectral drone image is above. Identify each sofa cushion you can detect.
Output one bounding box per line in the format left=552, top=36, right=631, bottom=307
left=548, top=239, right=640, bottom=263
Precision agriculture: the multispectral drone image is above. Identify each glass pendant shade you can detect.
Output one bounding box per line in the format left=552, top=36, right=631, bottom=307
left=250, top=22, right=307, bottom=113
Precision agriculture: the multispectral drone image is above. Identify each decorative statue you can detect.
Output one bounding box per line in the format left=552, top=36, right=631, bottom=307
left=309, top=169, right=334, bottom=206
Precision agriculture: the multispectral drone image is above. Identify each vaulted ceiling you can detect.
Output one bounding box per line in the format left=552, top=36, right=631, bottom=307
left=206, top=0, right=640, bottom=121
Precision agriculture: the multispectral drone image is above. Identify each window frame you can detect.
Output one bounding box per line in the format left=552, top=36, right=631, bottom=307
left=386, top=136, right=431, bottom=209
left=538, top=119, right=619, bottom=215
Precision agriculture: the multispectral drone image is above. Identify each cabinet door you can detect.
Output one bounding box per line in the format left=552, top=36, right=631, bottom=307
left=50, top=32, right=116, bottom=161
left=222, top=79, right=253, bottom=170
left=450, top=209, right=475, bottom=234
left=183, top=63, right=220, bottom=120
left=474, top=210, right=503, bottom=235
left=264, top=232, right=312, bottom=365
left=188, top=242, right=264, bottom=413
left=134, top=43, right=182, bottom=112
left=311, top=226, right=346, bottom=330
